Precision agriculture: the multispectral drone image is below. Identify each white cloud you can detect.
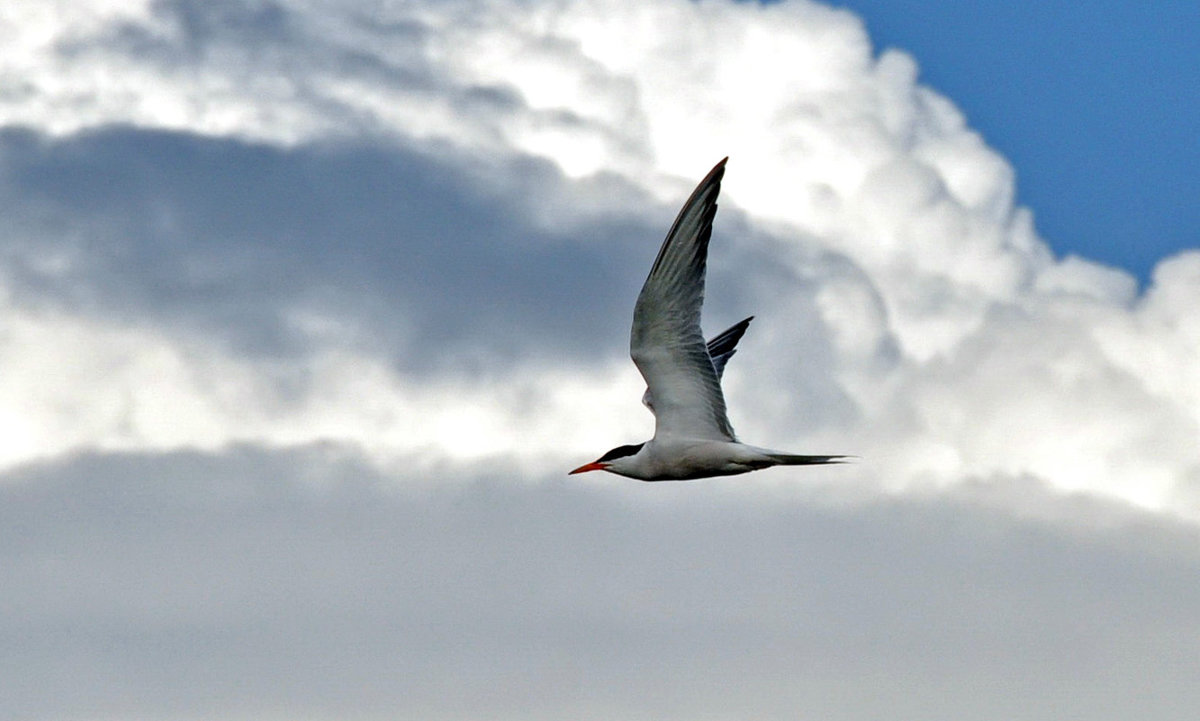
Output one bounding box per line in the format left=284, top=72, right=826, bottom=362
left=4, top=4, right=1200, bottom=719
left=0, top=282, right=644, bottom=472
left=1, top=0, right=1199, bottom=519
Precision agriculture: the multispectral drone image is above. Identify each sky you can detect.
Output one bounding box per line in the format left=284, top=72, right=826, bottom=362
left=827, top=0, right=1200, bottom=282
left=2, top=1, right=1199, bottom=719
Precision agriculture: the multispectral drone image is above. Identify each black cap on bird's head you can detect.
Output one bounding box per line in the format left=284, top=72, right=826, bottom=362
left=569, top=442, right=645, bottom=474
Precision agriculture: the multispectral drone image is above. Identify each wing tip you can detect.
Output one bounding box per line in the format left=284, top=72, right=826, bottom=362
left=694, top=157, right=728, bottom=190
left=707, top=156, right=729, bottom=182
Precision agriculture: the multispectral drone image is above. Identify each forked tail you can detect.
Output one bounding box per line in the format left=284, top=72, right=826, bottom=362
left=767, top=453, right=851, bottom=466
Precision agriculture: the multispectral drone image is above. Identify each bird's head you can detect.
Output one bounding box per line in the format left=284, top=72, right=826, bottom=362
left=569, top=442, right=645, bottom=475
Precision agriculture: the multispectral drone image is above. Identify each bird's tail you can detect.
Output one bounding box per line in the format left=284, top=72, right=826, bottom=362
left=764, top=452, right=852, bottom=466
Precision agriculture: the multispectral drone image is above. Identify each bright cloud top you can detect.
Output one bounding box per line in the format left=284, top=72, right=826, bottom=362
left=2, top=0, right=1198, bottom=516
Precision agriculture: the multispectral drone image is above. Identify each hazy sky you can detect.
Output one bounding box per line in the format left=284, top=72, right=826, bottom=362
left=3, top=1, right=1198, bottom=719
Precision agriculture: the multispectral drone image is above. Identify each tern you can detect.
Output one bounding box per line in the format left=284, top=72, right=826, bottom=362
left=570, top=158, right=847, bottom=480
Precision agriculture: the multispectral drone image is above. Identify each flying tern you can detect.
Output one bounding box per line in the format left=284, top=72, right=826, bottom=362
left=570, top=158, right=847, bottom=480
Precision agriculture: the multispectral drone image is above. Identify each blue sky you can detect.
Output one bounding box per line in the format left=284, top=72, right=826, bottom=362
left=832, top=1, right=1200, bottom=282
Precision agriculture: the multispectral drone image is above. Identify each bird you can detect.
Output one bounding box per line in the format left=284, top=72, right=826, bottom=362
left=570, top=157, right=847, bottom=480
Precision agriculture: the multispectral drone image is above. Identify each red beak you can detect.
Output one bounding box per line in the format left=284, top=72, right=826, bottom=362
left=569, top=461, right=607, bottom=475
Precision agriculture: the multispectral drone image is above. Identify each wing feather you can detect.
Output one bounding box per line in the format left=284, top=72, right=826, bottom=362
left=642, top=316, right=753, bottom=412
left=631, top=158, right=735, bottom=441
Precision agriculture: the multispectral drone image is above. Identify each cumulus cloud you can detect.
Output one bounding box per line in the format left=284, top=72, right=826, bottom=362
left=4, top=2, right=1200, bottom=719
left=2, top=0, right=1200, bottom=519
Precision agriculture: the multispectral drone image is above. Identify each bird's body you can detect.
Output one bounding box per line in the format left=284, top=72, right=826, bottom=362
left=570, top=158, right=846, bottom=481
left=592, top=438, right=835, bottom=481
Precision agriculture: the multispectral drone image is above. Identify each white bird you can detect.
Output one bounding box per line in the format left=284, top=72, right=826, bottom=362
left=570, top=158, right=847, bottom=480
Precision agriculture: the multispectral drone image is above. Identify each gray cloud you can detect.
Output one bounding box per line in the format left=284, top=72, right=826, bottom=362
left=0, top=127, right=666, bottom=375
left=4, top=448, right=1199, bottom=720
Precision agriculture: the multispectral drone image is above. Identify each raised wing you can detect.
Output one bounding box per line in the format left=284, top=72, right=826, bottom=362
left=642, top=316, right=753, bottom=412
left=631, top=158, right=735, bottom=441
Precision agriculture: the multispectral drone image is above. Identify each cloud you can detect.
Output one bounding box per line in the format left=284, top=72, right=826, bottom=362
left=0, top=126, right=673, bottom=468
left=4, top=447, right=1200, bottom=721
left=4, top=3, right=1200, bottom=718
left=2, top=0, right=1200, bottom=517
left=0, top=127, right=639, bottom=364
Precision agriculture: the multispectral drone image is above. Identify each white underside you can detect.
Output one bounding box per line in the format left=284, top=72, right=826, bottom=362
left=604, top=438, right=784, bottom=481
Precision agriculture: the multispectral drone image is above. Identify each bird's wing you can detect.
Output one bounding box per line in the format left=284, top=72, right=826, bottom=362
left=631, top=158, right=735, bottom=441
left=706, top=315, right=754, bottom=379
left=642, top=315, right=753, bottom=412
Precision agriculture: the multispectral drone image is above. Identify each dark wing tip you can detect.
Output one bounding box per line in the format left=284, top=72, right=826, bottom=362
left=705, top=157, right=729, bottom=183
left=646, top=158, right=728, bottom=277
left=689, top=158, right=729, bottom=199
left=689, top=158, right=728, bottom=205
left=705, top=315, right=756, bottom=358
